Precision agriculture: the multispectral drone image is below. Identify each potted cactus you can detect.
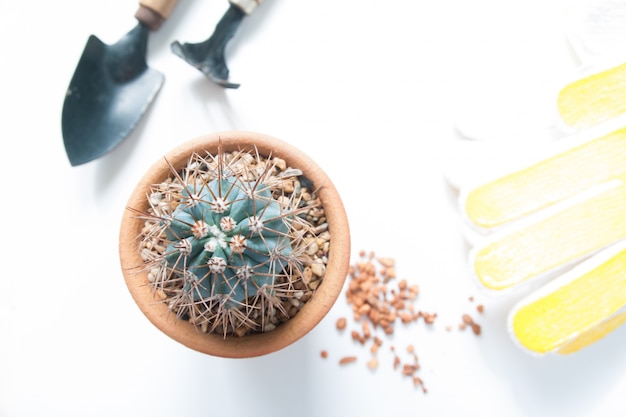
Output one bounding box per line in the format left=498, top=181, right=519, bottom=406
left=119, top=131, right=350, bottom=358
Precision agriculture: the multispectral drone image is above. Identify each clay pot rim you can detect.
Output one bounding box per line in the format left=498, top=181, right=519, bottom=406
left=119, top=130, right=350, bottom=358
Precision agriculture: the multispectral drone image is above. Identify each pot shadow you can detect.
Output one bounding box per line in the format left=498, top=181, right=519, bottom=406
left=475, top=296, right=626, bottom=417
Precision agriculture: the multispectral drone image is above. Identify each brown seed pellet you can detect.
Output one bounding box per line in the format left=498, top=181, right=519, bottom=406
left=320, top=350, right=328, bottom=359
left=325, top=249, right=486, bottom=395
left=339, top=356, right=358, bottom=366
left=402, top=364, right=419, bottom=376
left=460, top=314, right=482, bottom=336
left=362, top=321, right=371, bottom=339
left=413, top=377, right=427, bottom=393
left=422, top=312, right=437, bottom=324
left=336, top=317, right=347, bottom=330
left=346, top=255, right=421, bottom=335
left=377, top=257, right=395, bottom=268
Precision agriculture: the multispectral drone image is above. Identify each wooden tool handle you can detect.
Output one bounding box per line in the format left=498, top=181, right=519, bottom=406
left=229, top=0, right=263, bottom=15
left=136, top=0, right=179, bottom=31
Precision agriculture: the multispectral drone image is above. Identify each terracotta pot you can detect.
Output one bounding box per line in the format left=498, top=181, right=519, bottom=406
left=119, top=131, right=350, bottom=358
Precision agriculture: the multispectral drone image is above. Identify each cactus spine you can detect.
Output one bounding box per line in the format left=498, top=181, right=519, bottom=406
left=137, top=146, right=327, bottom=337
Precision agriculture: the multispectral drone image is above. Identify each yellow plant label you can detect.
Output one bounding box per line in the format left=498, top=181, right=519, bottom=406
left=465, top=126, right=626, bottom=229
left=511, top=245, right=626, bottom=355
left=557, top=61, right=626, bottom=129
left=462, top=126, right=626, bottom=355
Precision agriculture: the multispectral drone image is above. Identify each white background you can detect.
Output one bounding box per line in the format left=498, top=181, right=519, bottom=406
left=2, top=0, right=626, bottom=416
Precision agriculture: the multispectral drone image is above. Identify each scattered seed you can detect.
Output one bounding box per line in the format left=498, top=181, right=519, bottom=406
left=362, top=321, right=371, bottom=339
left=402, top=364, right=419, bottom=376
left=351, top=330, right=360, bottom=341
left=339, top=356, right=358, bottom=366
left=413, top=377, right=427, bottom=393
left=325, top=249, right=486, bottom=395
left=336, top=317, right=347, bottom=331
left=460, top=314, right=482, bottom=336
left=422, top=312, right=437, bottom=324
left=344, top=252, right=437, bottom=338
left=377, top=257, right=395, bottom=268
left=320, top=350, right=328, bottom=359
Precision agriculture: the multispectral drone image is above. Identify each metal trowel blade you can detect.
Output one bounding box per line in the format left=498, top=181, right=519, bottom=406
left=62, top=29, right=163, bottom=166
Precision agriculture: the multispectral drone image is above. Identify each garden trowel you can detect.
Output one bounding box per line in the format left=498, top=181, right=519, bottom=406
left=62, top=0, right=179, bottom=166
left=171, top=0, right=263, bottom=89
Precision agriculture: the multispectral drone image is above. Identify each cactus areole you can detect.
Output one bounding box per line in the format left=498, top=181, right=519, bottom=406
left=120, top=132, right=350, bottom=357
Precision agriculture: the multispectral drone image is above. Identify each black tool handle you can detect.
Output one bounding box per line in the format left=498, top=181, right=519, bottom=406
left=136, top=0, right=179, bottom=30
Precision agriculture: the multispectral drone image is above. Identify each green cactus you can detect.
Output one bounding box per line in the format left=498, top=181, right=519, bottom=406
left=138, top=147, right=327, bottom=337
